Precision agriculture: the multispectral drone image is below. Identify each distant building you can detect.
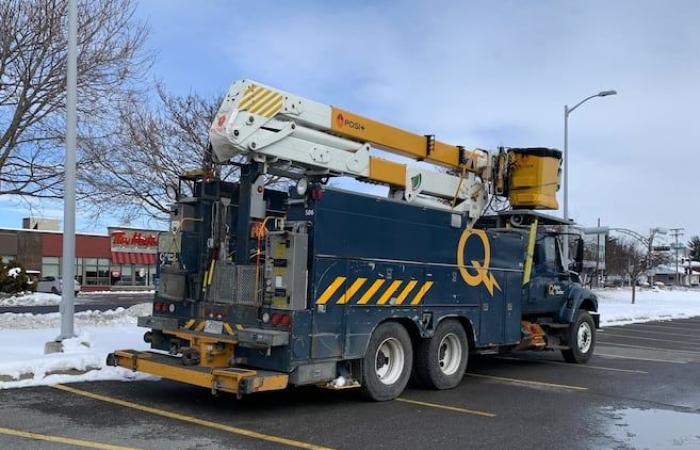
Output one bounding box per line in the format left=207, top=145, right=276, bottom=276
left=648, top=265, right=682, bottom=286
left=682, top=259, right=700, bottom=286
left=22, top=217, right=60, bottom=231
left=0, top=222, right=163, bottom=291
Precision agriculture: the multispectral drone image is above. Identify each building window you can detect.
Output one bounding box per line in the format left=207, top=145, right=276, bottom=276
left=75, top=258, right=84, bottom=284
left=109, top=263, right=156, bottom=287
left=84, top=258, right=110, bottom=286
left=42, top=257, right=60, bottom=278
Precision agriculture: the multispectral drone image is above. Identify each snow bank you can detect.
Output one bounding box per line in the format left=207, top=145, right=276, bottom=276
left=0, top=292, right=62, bottom=307
left=0, top=304, right=156, bottom=389
left=0, top=302, right=151, bottom=329
left=595, top=287, right=700, bottom=326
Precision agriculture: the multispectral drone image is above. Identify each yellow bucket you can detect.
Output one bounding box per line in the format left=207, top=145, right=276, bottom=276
left=507, top=148, right=562, bottom=210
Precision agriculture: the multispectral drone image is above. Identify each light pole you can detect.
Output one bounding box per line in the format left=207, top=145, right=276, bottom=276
left=562, top=90, right=617, bottom=265
left=46, top=0, right=77, bottom=353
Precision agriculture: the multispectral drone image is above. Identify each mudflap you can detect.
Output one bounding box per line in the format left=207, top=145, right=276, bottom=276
left=108, top=350, right=289, bottom=396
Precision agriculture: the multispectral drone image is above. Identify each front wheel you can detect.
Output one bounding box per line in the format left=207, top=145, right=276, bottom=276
left=562, top=310, right=596, bottom=364
left=360, top=322, right=413, bottom=401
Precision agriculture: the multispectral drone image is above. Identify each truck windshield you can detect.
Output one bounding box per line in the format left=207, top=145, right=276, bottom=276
left=534, top=236, right=563, bottom=273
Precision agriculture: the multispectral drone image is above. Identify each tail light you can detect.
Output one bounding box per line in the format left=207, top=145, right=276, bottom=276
left=270, top=312, right=290, bottom=327
left=271, top=313, right=281, bottom=326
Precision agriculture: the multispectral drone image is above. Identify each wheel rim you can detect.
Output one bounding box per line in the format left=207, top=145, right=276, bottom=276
left=577, top=322, right=592, bottom=353
left=374, top=337, right=405, bottom=385
left=438, top=333, right=462, bottom=376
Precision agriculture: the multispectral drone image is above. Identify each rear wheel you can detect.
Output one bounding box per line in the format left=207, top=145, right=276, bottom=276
left=360, top=322, right=413, bottom=401
left=50, top=287, right=59, bottom=294
left=414, top=319, right=469, bottom=390
left=562, top=310, right=596, bottom=363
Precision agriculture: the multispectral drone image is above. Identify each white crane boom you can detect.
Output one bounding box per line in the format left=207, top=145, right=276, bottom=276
left=209, top=80, right=561, bottom=223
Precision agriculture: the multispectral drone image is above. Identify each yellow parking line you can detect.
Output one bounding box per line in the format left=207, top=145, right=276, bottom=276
left=52, top=385, right=335, bottom=450
left=396, top=397, right=496, bottom=417
left=0, top=426, right=140, bottom=450
left=467, top=373, right=588, bottom=391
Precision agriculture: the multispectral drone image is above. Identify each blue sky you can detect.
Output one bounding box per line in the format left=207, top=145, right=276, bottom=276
left=2, top=0, right=699, bottom=242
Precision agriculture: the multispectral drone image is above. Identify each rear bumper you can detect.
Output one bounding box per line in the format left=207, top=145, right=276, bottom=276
left=138, top=315, right=289, bottom=348
left=108, top=350, right=289, bottom=396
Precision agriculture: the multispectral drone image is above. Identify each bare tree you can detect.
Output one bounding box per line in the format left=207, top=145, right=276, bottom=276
left=79, top=85, right=225, bottom=223
left=80, top=82, right=292, bottom=224
left=606, top=236, right=669, bottom=304
left=0, top=0, right=150, bottom=198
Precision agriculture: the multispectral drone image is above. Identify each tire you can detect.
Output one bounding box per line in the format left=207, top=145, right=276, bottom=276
left=360, top=322, right=413, bottom=401
left=414, top=319, right=469, bottom=390
left=51, top=287, right=59, bottom=294
left=562, top=310, right=596, bottom=364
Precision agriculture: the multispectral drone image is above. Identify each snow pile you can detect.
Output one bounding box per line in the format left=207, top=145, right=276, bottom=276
left=0, top=302, right=151, bottom=329
left=0, top=304, right=155, bottom=389
left=0, top=292, right=62, bottom=307
left=595, top=288, right=700, bottom=326
left=7, top=267, right=21, bottom=278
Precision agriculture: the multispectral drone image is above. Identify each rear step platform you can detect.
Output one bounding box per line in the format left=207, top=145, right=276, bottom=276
left=108, top=350, right=289, bottom=396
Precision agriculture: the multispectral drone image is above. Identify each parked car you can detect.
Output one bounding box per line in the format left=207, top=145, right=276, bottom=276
left=35, top=276, right=81, bottom=295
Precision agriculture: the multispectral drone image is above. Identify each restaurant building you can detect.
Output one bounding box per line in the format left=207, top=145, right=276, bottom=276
left=0, top=221, right=163, bottom=291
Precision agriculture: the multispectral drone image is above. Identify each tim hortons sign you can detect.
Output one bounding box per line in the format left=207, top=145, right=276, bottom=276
left=109, top=229, right=159, bottom=252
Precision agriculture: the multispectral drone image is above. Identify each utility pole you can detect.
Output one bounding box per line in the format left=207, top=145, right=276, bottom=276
left=670, top=228, right=685, bottom=286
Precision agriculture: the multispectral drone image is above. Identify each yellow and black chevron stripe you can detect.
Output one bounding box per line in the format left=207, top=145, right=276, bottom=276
left=238, top=84, right=284, bottom=118
left=315, top=277, right=433, bottom=306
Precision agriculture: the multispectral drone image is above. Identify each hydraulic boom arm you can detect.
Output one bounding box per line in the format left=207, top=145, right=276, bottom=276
left=209, top=80, right=561, bottom=223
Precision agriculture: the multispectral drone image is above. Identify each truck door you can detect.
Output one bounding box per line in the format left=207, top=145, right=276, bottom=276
left=479, top=279, right=506, bottom=345
left=528, top=235, right=567, bottom=310
left=477, top=232, right=523, bottom=346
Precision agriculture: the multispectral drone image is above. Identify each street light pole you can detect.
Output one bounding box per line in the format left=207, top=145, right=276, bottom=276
left=60, top=0, right=78, bottom=341
left=562, top=90, right=617, bottom=265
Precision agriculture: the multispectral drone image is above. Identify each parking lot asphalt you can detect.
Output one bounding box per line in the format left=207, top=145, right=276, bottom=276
left=1, top=317, right=699, bottom=450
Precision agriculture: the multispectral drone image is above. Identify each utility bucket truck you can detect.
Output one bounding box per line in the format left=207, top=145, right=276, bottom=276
left=108, top=80, right=599, bottom=401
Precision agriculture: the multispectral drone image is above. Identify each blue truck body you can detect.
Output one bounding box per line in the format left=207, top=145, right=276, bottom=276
left=110, top=170, right=599, bottom=399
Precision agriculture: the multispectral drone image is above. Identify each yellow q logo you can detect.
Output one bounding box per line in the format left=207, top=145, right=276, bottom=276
left=456, top=229, right=501, bottom=296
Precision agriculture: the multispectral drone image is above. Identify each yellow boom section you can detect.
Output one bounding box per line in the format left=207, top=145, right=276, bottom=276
left=331, top=107, right=461, bottom=168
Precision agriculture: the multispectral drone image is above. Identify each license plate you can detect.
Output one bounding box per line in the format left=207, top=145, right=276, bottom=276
left=203, top=320, right=223, bottom=335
